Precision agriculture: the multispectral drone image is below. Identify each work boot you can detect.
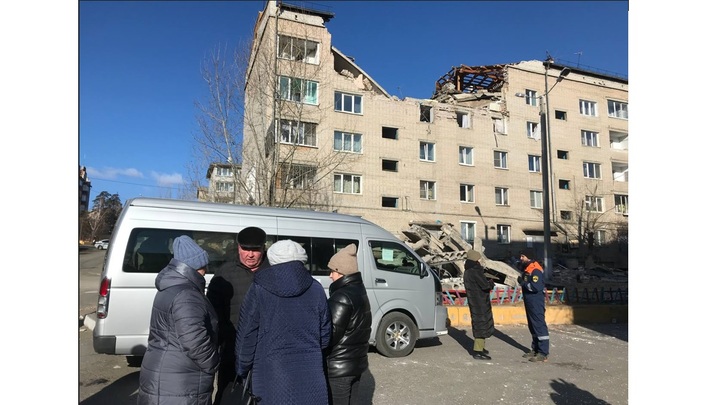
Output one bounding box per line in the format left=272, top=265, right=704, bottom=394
left=473, top=351, right=491, bottom=360
left=522, top=350, right=537, bottom=358
left=528, top=353, right=548, bottom=363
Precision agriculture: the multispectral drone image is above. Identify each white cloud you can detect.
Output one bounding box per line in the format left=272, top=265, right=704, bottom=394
left=87, top=166, right=144, bottom=179
left=151, top=171, right=184, bottom=187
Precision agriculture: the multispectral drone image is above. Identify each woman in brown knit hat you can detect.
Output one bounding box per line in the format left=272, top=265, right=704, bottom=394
left=325, top=244, right=372, bottom=405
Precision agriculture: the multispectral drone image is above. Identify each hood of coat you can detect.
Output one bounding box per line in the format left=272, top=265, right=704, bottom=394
left=253, top=260, right=314, bottom=298
left=155, top=258, right=206, bottom=292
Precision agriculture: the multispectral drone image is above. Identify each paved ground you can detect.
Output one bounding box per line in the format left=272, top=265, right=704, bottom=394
left=80, top=322, right=628, bottom=404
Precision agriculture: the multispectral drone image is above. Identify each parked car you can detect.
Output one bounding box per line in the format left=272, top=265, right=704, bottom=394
left=94, top=239, right=109, bottom=250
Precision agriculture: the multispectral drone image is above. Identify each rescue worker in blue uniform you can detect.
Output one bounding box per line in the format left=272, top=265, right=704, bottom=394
left=517, top=249, right=550, bottom=362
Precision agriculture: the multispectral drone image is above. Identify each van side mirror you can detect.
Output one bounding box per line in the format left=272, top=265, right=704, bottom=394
left=419, top=263, right=429, bottom=278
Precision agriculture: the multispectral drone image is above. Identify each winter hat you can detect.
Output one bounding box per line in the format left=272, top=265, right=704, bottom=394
left=327, top=244, right=358, bottom=275
left=237, top=226, right=267, bottom=249
left=173, top=235, right=209, bottom=271
left=466, top=249, right=482, bottom=262
left=520, top=248, right=535, bottom=260
left=267, top=239, right=307, bottom=265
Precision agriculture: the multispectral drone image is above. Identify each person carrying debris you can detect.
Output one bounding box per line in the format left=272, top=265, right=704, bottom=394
left=464, top=249, right=495, bottom=360
left=518, top=249, right=550, bottom=363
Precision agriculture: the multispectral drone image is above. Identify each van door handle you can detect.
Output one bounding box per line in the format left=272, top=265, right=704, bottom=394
left=375, top=278, right=386, bottom=283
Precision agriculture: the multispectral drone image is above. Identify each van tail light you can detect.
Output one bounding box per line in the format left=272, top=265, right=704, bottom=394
left=97, top=277, right=111, bottom=319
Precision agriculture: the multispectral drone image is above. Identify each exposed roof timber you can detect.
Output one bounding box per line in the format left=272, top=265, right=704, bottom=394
left=434, top=64, right=507, bottom=97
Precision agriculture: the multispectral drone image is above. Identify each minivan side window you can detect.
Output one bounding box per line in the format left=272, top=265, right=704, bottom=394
left=276, top=235, right=358, bottom=276
left=122, top=228, right=239, bottom=274
left=369, top=240, right=420, bottom=275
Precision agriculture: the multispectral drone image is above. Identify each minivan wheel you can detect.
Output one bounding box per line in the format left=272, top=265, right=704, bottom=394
left=375, top=312, right=418, bottom=358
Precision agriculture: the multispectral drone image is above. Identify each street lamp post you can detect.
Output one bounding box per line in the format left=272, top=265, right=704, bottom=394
left=538, top=94, right=553, bottom=280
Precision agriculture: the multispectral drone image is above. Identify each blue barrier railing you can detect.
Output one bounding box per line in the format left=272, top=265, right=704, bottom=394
left=443, top=286, right=627, bottom=306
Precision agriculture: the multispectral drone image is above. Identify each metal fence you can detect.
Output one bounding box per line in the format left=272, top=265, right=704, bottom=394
left=442, top=285, right=628, bottom=306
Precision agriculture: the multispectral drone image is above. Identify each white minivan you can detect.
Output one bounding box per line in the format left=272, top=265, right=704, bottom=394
left=92, top=197, right=448, bottom=361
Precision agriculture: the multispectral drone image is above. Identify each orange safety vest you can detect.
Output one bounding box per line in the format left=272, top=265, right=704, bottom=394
left=524, top=261, right=543, bottom=275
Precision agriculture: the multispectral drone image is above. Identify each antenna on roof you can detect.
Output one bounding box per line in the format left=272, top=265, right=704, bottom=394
left=574, top=51, right=583, bottom=67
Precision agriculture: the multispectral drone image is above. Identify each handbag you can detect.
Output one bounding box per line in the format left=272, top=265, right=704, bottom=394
left=218, top=370, right=260, bottom=405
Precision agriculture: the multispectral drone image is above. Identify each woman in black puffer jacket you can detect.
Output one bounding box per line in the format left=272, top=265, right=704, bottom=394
left=463, top=249, right=496, bottom=361
left=138, top=236, right=219, bottom=405
left=325, top=244, right=372, bottom=405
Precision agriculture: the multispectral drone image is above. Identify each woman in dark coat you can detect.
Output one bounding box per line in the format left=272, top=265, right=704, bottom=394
left=138, top=235, right=220, bottom=405
left=235, top=240, right=331, bottom=405
left=463, top=249, right=495, bottom=360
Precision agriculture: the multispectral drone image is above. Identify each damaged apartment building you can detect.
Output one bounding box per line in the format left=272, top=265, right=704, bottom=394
left=223, top=0, right=629, bottom=268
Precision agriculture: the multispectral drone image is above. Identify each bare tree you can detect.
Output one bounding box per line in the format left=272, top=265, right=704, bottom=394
left=82, top=191, right=123, bottom=241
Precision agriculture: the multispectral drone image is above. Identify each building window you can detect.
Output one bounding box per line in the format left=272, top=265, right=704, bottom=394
left=420, top=105, right=433, bottom=122
left=594, top=230, right=607, bottom=245
left=459, top=146, right=473, bottom=165
left=420, top=180, right=436, bottom=200
left=555, top=110, right=567, bottom=120
left=334, top=91, right=363, bottom=114
left=557, top=150, right=569, bottom=159
left=281, top=164, right=316, bottom=190
left=456, top=111, right=470, bottom=128
left=420, top=141, right=435, bottom=162
left=608, top=100, right=628, bottom=119
left=215, top=181, right=234, bottom=192
left=560, top=210, right=572, bottom=220
left=530, top=190, right=543, bottom=209
left=460, top=184, right=474, bottom=203
left=581, top=130, right=600, bottom=147
left=610, top=130, right=628, bottom=151
left=494, top=151, right=508, bottom=169
left=493, top=117, right=507, bottom=134
left=559, top=179, right=570, bottom=190
left=495, top=187, right=509, bottom=206
left=382, top=159, right=398, bottom=172
left=527, top=121, right=540, bottom=139
left=279, top=76, right=318, bottom=104
left=460, top=222, right=476, bottom=245
left=528, top=155, right=541, bottom=172
left=525, top=89, right=538, bottom=106
left=612, top=162, right=628, bottom=182
left=216, top=167, right=232, bottom=176
left=333, top=131, right=362, bottom=153
left=279, top=119, right=317, bottom=146
left=497, top=225, right=511, bottom=244
left=382, top=126, right=398, bottom=139
left=579, top=99, right=598, bottom=116
left=382, top=196, right=399, bottom=208
left=615, top=194, right=629, bottom=214
left=334, top=173, right=361, bottom=194
left=277, top=34, right=319, bottom=64
left=583, top=162, right=602, bottom=179
left=585, top=196, right=604, bottom=212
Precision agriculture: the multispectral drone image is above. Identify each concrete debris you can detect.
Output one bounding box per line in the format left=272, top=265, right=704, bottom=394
left=401, top=221, right=522, bottom=289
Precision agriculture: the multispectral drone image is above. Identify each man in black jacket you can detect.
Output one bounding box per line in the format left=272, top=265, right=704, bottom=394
left=206, top=226, right=270, bottom=404
left=326, top=244, right=371, bottom=405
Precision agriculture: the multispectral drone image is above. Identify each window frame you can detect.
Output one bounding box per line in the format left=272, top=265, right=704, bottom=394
left=334, top=91, right=363, bottom=114
left=525, top=89, right=538, bottom=106
left=278, top=75, right=318, bottom=105
left=583, top=162, right=602, bottom=179
left=527, top=121, right=540, bottom=139
left=585, top=195, right=604, bottom=212
left=460, top=183, right=475, bottom=203
left=420, top=141, right=436, bottom=162
left=459, top=146, right=474, bottom=166
left=579, top=99, right=598, bottom=116
left=460, top=221, right=476, bottom=245
left=333, top=130, right=363, bottom=153
left=581, top=130, right=600, bottom=147
left=495, top=187, right=509, bottom=206
left=456, top=111, right=470, bottom=128
left=614, top=194, right=629, bottom=214
left=607, top=99, right=628, bottom=119
left=281, top=164, right=317, bottom=190
left=528, top=155, right=541, bottom=173
left=497, top=224, right=511, bottom=244
left=530, top=190, right=543, bottom=209
left=420, top=105, right=433, bottom=122
left=494, top=151, right=508, bottom=169
left=278, top=119, right=318, bottom=147
left=381, top=196, right=399, bottom=208
left=333, top=173, right=362, bottom=194
left=277, top=34, right=319, bottom=64
left=420, top=180, right=436, bottom=200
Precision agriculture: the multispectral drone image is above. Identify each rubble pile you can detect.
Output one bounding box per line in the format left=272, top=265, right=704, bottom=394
left=401, top=221, right=521, bottom=289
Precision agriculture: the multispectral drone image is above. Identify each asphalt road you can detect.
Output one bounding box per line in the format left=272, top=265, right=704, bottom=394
left=79, top=248, right=629, bottom=404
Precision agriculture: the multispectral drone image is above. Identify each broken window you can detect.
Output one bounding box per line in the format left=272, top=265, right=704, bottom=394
left=277, top=35, right=319, bottom=64
left=420, top=105, right=433, bottom=122
left=381, top=159, right=398, bottom=172
left=560, top=210, right=572, bottom=221
left=381, top=196, right=398, bottom=208
left=456, top=111, right=470, bottom=128
left=382, top=126, right=398, bottom=140
left=493, top=117, right=507, bottom=134
left=527, top=121, right=540, bottom=139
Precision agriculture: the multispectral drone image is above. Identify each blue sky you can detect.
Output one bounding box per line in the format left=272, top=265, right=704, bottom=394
left=79, top=0, right=628, bottom=205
